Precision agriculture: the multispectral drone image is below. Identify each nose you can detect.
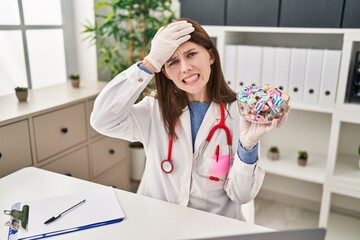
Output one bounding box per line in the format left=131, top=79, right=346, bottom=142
left=180, top=59, right=192, bottom=73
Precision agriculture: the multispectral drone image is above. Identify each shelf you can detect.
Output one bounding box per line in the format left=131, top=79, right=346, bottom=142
left=260, top=147, right=326, bottom=184
left=329, top=154, right=360, bottom=191
left=326, top=212, right=360, bottom=240
left=203, top=26, right=355, bottom=34
left=290, top=104, right=334, bottom=114
left=333, top=111, right=360, bottom=124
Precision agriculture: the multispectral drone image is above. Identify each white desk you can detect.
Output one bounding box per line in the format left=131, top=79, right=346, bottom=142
left=0, top=167, right=271, bottom=240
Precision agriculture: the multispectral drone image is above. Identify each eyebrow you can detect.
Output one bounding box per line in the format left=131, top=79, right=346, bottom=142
left=166, top=48, right=197, bottom=64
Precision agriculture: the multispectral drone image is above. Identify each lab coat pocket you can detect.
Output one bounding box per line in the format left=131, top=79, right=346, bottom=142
left=210, top=154, right=231, bottom=177
left=203, top=145, right=231, bottom=191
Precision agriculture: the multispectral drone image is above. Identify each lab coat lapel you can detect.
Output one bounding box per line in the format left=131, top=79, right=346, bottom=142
left=193, top=102, right=219, bottom=151
left=179, top=106, right=193, bottom=153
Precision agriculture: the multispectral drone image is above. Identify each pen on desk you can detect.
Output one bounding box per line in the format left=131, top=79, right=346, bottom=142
left=44, top=199, right=86, bottom=224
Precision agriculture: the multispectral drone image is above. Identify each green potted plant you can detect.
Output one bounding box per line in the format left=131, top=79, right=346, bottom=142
left=298, top=150, right=308, bottom=166
left=14, top=87, right=28, bottom=102
left=83, top=1, right=176, bottom=184
left=82, top=0, right=174, bottom=102
left=69, top=73, right=80, bottom=88
left=267, top=146, right=280, bottom=160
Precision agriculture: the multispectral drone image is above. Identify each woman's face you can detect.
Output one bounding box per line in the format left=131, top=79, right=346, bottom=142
left=163, top=41, right=214, bottom=102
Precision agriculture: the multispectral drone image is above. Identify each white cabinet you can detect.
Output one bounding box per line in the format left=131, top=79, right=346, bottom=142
left=42, top=146, right=90, bottom=180
left=0, top=81, right=130, bottom=191
left=33, top=103, right=87, bottom=161
left=0, top=120, right=32, bottom=177
left=204, top=25, right=360, bottom=237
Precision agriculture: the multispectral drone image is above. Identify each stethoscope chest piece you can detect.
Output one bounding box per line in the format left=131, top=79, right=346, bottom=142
left=161, top=159, right=174, bottom=174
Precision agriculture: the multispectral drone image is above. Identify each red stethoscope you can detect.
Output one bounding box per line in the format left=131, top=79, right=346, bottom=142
left=161, top=104, right=232, bottom=175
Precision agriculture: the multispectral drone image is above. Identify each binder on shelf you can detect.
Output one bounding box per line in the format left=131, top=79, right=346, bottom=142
left=261, top=46, right=276, bottom=87
left=224, top=45, right=237, bottom=91
left=7, top=187, right=125, bottom=240
left=235, top=45, right=249, bottom=91
left=288, top=48, right=307, bottom=105
left=246, top=46, right=262, bottom=87
left=274, top=47, right=291, bottom=91
left=303, top=49, right=324, bottom=106
left=319, top=50, right=341, bottom=108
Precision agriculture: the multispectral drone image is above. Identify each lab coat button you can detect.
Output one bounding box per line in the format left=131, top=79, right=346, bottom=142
left=138, top=77, right=143, bottom=82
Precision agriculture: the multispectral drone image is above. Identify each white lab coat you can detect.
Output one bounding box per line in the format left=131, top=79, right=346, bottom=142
left=90, top=63, right=265, bottom=221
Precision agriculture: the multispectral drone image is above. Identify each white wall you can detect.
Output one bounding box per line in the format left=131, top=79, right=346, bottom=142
left=72, top=0, right=98, bottom=82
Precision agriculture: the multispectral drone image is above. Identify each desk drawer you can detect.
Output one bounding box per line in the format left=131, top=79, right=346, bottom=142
left=94, top=162, right=130, bottom=191
left=91, top=137, right=129, bottom=177
left=87, top=99, right=99, bottom=138
left=0, top=120, right=32, bottom=177
left=42, top=146, right=90, bottom=180
left=33, top=103, right=87, bottom=162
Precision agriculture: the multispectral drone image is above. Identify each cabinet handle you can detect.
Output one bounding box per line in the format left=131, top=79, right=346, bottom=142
left=325, top=90, right=331, bottom=96
left=278, top=86, right=283, bottom=90
left=0, top=152, right=2, bottom=159
left=61, top=127, right=68, bottom=134
left=293, top=87, right=298, bottom=92
left=309, top=89, right=314, bottom=94
left=239, top=82, right=244, bottom=86
left=109, top=149, right=115, bottom=155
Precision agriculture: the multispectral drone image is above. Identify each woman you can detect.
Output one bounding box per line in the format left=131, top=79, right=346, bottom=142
left=91, top=18, right=288, bottom=221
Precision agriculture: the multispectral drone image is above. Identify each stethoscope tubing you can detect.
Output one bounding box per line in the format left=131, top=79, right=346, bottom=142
left=162, top=104, right=233, bottom=179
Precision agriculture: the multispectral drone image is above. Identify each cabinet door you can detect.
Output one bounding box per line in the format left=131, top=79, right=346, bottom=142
left=87, top=99, right=99, bottom=138
left=94, top=163, right=131, bottom=191
left=33, top=103, right=87, bottom=162
left=0, top=120, right=32, bottom=177
left=91, top=137, right=129, bottom=177
left=42, top=147, right=90, bottom=180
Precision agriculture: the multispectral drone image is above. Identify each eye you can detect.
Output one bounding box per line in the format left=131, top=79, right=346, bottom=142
left=168, top=59, right=179, bottom=67
left=188, top=52, right=197, bottom=58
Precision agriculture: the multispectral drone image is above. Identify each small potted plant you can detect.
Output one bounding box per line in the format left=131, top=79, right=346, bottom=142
left=69, top=73, right=80, bottom=88
left=14, top=87, right=28, bottom=102
left=298, top=150, right=308, bottom=166
left=267, top=146, right=280, bottom=160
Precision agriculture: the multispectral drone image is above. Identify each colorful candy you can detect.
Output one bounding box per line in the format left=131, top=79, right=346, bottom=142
left=237, top=85, right=290, bottom=123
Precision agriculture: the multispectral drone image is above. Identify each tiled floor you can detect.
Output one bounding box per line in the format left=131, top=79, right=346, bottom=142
left=254, top=197, right=319, bottom=230
left=254, top=197, right=360, bottom=240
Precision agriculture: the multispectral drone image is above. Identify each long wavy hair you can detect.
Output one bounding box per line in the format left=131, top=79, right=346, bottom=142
left=154, top=18, right=236, bottom=139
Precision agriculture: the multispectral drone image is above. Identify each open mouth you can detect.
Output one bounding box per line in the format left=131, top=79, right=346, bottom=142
left=182, top=74, right=200, bottom=85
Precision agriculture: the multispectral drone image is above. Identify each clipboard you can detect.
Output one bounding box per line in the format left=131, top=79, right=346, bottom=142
left=6, top=187, right=125, bottom=240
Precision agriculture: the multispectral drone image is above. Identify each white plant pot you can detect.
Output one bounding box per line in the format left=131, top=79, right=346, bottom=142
left=129, top=147, right=146, bottom=182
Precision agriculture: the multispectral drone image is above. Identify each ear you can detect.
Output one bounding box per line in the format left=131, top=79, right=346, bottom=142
left=161, top=67, right=172, bottom=81
left=161, top=67, right=168, bottom=78
left=208, top=49, right=215, bottom=65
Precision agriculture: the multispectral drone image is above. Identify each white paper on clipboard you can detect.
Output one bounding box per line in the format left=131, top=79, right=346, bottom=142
left=7, top=187, right=125, bottom=240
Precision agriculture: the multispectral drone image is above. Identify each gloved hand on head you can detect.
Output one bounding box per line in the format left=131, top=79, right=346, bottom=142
left=239, top=107, right=290, bottom=151
left=144, top=20, right=195, bottom=72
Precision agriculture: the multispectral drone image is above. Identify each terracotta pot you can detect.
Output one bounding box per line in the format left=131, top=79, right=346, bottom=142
left=16, top=91, right=28, bottom=102
left=267, top=151, right=279, bottom=160
left=298, top=158, right=307, bottom=166
left=71, top=79, right=80, bottom=88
